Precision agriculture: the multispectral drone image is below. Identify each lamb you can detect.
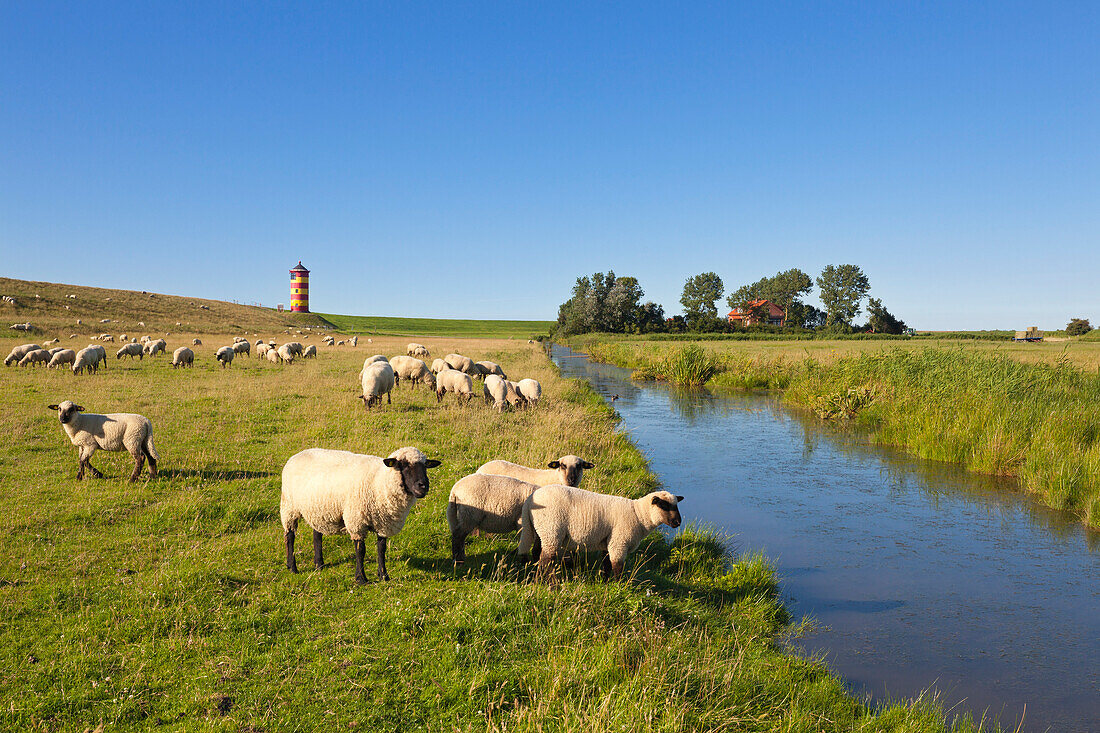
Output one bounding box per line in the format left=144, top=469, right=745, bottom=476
left=516, top=379, right=542, bottom=407
left=435, top=369, right=475, bottom=404
left=232, top=340, right=251, bottom=356
left=476, top=455, right=595, bottom=488
left=280, top=446, right=442, bottom=583
left=193, top=338, right=202, bottom=346
left=474, top=361, right=507, bottom=379
left=47, top=400, right=159, bottom=481
left=215, top=346, right=235, bottom=368
left=48, top=349, right=77, bottom=369
left=256, top=342, right=272, bottom=359
left=430, top=358, right=448, bottom=374
left=5, top=343, right=42, bottom=366
left=518, top=487, right=683, bottom=578
left=72, top=346, right=101, bottom=375
left=388, top=356, right=435, bottom=389
left=172, top=346, right=194, bottom=368
left=18, top=349, right=50, bottom=367
left=446, top=473, right=540, bottom=563
left=116, top=343, right=144, bottom=360
left=359, top=361, right=395, bottom=409
left=143, top=339, right=167, bottom=357
left=407, top=342, right=430, bottom=358
left=444, top=353, right=475, bottom=373
left=302, top=344, right=317, bottom=359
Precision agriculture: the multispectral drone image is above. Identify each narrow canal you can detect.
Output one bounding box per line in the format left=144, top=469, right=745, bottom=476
left=551, top=345, right=1100, bottom=732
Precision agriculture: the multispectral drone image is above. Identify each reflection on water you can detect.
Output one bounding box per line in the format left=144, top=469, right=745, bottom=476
left=552, top=345, right=1100, bottom=733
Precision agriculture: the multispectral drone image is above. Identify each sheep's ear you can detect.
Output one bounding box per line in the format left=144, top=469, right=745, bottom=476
left=74, top=405, right=85, bottom=412
left=424, top=459, right=442, bottom=469
left=47, top=404, right=59, bottom=410
left=383, top=458, right=399, bottom=468
left=675, top=495, right=685, bottom=502
left=580, top=460, right=595, bottom=469
left=547, top=461, right=561, bottom=469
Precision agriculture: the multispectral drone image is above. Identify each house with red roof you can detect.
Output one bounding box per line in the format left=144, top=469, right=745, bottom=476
left=727, top=299, right=786, bottom=327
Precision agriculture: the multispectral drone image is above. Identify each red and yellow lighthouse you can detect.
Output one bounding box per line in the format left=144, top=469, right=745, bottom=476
left=289, top=261, right=310, bottom=313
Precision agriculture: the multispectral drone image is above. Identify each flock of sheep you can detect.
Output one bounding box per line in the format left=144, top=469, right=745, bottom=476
left=32, top=334, right=684, bottom=583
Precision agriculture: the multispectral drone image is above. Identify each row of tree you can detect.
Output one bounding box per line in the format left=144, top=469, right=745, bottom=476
left=556, top=265, right=907, bottom=336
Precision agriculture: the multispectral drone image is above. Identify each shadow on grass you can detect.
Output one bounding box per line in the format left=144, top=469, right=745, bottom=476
left=159, top=468, right=275, bottom=481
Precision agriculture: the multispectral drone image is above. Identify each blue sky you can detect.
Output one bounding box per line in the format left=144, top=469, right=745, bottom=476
left=2, top=2, right=1097, bottom=329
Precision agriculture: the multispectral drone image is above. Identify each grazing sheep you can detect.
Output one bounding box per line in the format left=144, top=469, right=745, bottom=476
left=302, top=344, right=317, bottom=359
left=256, top=342, right=272, bottom=359
left=72, top=347, right=101, bottom=375
left=476, top=455, right=595, bottom=488
left=47, top=400, right=159, bottom=481
left=44, top=338, right=60, bottom=347
left=5, top=343, right=43, bottom=366
left=359, top=362, right=395, bottom=409
left=280, top=446, right=442, bottom=583
left=268, top=339, right=277, bottom=347
left=233, top=336, right=246, bottom=343
left=336, top=340, right=345, bottom=347
left=232, top=340, right=251, bottom=356
left=266, top=348, right=281, bottom=364
left=18, top=349, right=50, bottom=367
left=517, top=379, right=542, bottom=407
left=285, top=342, right=304, bottom=357
left=363, top=354, right=388, bottom=367
left=193, top=338, right=202, bottom=346
left=483, top=375, right=512, bottom=412
left=172, top=346, right=194, bottom=368
left=407, top=342, right=430, bottom=358
left=143, top=339, right=166, bottom=357
left=447, top=473, right=539, bottom=563
left=388, top=356, right=435, bottom=389
left=140, top=335, right=151, bottom=344
left=504, top=380, right=527, bottom=408
left=475, top=361, right=507, bottom=379
left=430, top=358, right=448, bottom=374
left=48, top=349, right=77, bottom=369
left=518, top=487, right=683, bottom=578
left=350, top=336, right=358, bottom=347
left=215, top=346, right=235, bottom=368
left=89, top=345, right=108, bottom=370
left=435, top=369, right=475, bottom=404
left=444, top=353, right=475, bottom=373
left=276, top=344, right=295, bottom=363
left=116, top=343, right=144, bottom=360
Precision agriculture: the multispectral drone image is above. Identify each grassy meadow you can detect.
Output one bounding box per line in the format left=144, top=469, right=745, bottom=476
left=0, top=333, right=986, bottom=731
left=320, top=313, right=555, bottom=339
left=568, top=334, right=1100, bottom=528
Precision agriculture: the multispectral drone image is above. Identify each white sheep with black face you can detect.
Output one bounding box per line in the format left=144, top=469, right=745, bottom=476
left=518, top=486, right=684, bottom=579
left=116, top=342, right=144, bottom=360
left=516, top=379, right=542, bottom=407
left=435, top=369, right=475, bottom=404
left=446, top=473, right=539, bottom=563
left=232, top=340, right=251, bottom=356
left=215, top=346, right=235, bottom=367
left=430, top=358, right=448, bottom=375
left=302, top=344, right=317, bottom=359
left=388, top=356, right=435, bottom=389
left=475, top=455, right=594, bottom=488
left=18, top=349, right=50, bottom=367
left=407, top=342, right=430, bottom=358
left=444, top=353, right=474, bottom=374
left=483, top=375, right=523, bottom=412
left=5, top=343, right=43, bottom=366
left=474, top=361, right=507, bottom=379
left=280, top=446, right=442, bottom=583
left=47, top=400, right=159, bottom=481
left=172, top=346, right=194, bottom=368
left=143, top=339, right=166, bottom=357
left=359, top=361, right=395, bottom=408
left=47, top=349, right=76, bottom=369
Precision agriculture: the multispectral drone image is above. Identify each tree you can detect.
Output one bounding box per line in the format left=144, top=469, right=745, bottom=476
left=726, top=268, right=813, bottom=327
left=556, top=271, right=650, bottom=335
left=635, top=301, right=666, bottom=333
left=816, top=264, right=870, bottom=327
left=866, top=298, right=907, bottom=334
left=680, top=272, right=724, bottom=327
left=1066, top=318, right=1093, bottom=336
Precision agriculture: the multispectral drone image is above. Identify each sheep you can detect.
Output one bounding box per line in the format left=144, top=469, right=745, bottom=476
left=363, top=354, right=388, bottom=367
left=47, top=400, right=159, bottom=481
left=143, top=339, right=166, bottom=357
left=47, top=349, right=76, bottom=369
left=476, top=455, right=595, bottom=488
left=233, top=336, right=247, bottom=343
left=505, top=380, right=527, bottom=408
left=444, top=353, right=475, bottom=373
left=232, top=340, right=251, bottom=356
left=336, top=340, right=345, bottom=346
left=388, top=355, right=435, bottom=389
left=193, top=338, right=202, bottom=346
left=447, top=473, right=539, bottom=563
left=518, top=487, right=683, bottom=578
left=44, top=338, right=60, bottom=347
left=359, top=361, right=395, bottom=409
left=47, top=346, right=67, bottom=356
left=430, top=358, right=448, bottom=374
left=435, top=369, right=475, bottom=404
left=302, top=344, right=317, bottom=359
left=215, top=346, right=235, bottom=368
left=116, top=343, right=144, bottom=360
left=517, top=379, right=542, bottom=407
left=280, top=446, right=442, bottom=583
left=172, top=346, right=194, bottom=368
left=72, top=347, right=101, bottom=375
left=284, top=342, right=304, bottom=357
left=266, top=348, right=281, bottom=364
left=484, top=375, right=512, bottom=412
left=89, top=344, right=108, bottom=370
left=140, top=335, right=151, bottom=344
left=268, top=339, right=277, bottom=347
left=256, top=342, right=272, bottom=359
left=276, top=344, right=295, bottom=364
left=475, top=361, right=507, bottom=379
left=406, top=342, right=430, bottom=358
left=5, top=343, right=43, bottom=366
left=18, top=349, right=50, bottom=367
left=350, top=335, right=358, bottom=347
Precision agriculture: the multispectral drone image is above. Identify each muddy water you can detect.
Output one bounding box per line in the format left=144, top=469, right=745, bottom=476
left=551, top=345, right=1100, bottom=732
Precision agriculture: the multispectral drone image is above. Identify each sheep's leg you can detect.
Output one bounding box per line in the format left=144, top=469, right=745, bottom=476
left=386, top=391, right=391, bottom=404
left=376, top=537, right=389, bottom=581
left=129, top=450, right=145, bottom=482
left=313, top=530, right=324, bottom=570
left=353, top=539, right=367, bottom=585
left=450, top=529, right=468, bottom=564
left=285, top=530, right=298, bottom=573
left=76, top=457, right=85, bottom=480
left=600, top=553, right=613, bottom=579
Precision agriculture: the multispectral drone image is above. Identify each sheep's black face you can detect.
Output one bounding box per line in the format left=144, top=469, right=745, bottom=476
left=385, top=457, right=443, bottom=498
left=652, top=495, right=683, bottom=528
left=550, top=458, right=594, bottom=487
left=49, top=401, right=84, bottom=425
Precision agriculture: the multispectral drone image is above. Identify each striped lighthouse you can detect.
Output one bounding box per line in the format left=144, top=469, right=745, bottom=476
left=289, top=261, right=310, bottom=313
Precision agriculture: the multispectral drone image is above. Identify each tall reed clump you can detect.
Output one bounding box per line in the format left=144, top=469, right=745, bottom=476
left=784, top=348, right=1100, bottom=526
left=660, top=345, right=718, bottom=386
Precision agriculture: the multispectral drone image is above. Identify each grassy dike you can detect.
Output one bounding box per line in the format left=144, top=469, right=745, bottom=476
left=0, top=335, right=983, bottom=731
left=570, top=335, right=1100, bottom=529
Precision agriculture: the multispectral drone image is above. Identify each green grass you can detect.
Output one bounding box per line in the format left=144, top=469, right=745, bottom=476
left=0, top=333, right=983, bottom=731
left=320, top=313, right=555, bottom=339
